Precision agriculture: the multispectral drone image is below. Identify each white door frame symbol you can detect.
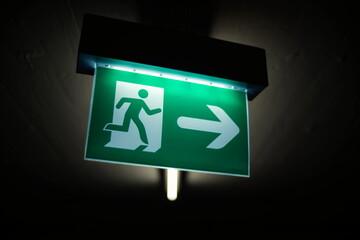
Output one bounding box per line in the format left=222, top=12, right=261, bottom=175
left=104, top=81, right=164, bottom=152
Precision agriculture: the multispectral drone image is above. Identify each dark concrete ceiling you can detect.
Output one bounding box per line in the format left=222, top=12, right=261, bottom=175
left=1, top=0, right=359, bottom=238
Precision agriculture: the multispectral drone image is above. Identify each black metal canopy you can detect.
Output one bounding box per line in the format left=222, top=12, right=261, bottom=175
left=77, top=14, right=268, bottom=100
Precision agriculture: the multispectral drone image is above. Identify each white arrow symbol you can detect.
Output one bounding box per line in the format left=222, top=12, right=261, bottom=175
left=177, top=105, right=240, bottom=149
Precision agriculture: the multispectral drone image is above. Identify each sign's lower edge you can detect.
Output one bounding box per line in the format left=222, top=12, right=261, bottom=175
left=84, top=157, right=250, bottom=178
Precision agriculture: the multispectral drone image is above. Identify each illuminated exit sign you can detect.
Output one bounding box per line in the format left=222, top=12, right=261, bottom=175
left=85, top=65, right=250, bottom=176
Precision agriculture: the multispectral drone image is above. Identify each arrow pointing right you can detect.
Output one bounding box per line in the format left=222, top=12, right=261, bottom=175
left=177, top=105, right=240, bottom=149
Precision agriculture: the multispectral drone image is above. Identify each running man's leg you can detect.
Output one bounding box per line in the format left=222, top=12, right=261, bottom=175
left=133, top=117, right=148, bottom=144
left=104, top=113, right=131, bottom=131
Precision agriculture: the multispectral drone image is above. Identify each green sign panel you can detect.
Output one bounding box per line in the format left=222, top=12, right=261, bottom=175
left=85, top=66, right=249, bottom=176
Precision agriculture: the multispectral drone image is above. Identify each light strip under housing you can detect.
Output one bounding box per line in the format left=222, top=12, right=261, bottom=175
left=92, top=56, right=248, bottom=92
left=76, top=14, right=268, bottom=100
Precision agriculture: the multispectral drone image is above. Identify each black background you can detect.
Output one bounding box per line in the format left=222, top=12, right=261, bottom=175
left=1, top=0, right=359, bottom=238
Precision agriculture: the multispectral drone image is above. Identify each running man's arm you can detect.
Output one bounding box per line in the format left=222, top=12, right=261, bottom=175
left=116, top=97, right=131, bottom=109
left=142, top=104, right=161, bottom=115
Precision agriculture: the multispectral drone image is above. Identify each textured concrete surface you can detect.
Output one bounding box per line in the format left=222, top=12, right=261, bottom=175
left=1, top=0, right=359, bottom=237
